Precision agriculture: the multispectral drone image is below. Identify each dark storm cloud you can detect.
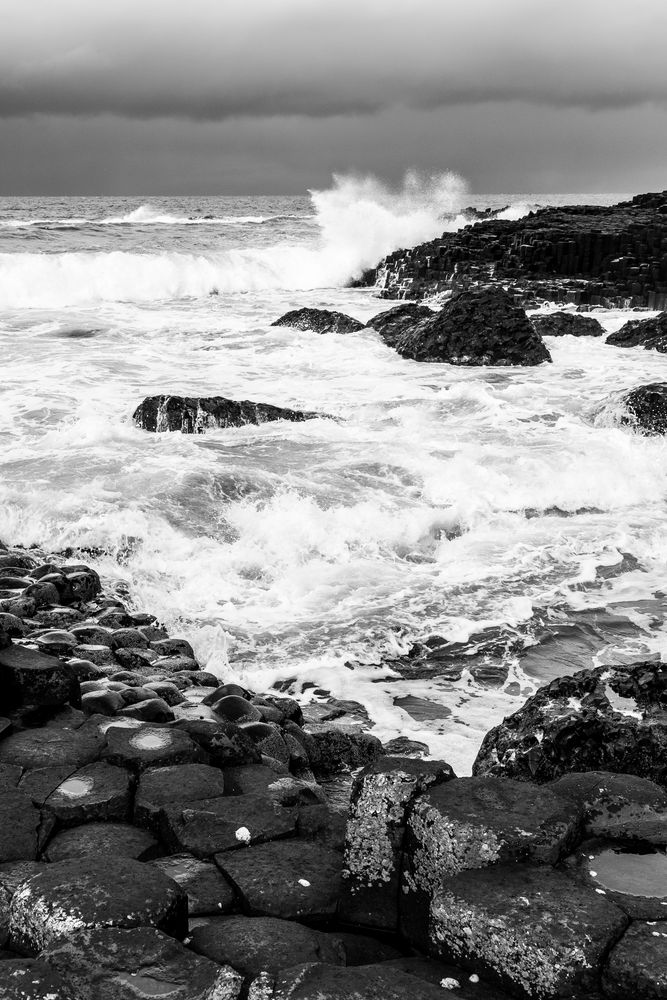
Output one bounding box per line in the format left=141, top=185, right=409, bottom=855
left=1, top=0, right=666, bottom=121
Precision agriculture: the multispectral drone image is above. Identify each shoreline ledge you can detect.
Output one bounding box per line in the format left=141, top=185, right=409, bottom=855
left=0, top=545, right=666, bottom=997
left=355, top=189, right=667, bottom=309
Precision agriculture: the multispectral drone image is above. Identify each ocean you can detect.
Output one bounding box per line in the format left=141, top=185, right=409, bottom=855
left=2, top=175, right=666, bottom=773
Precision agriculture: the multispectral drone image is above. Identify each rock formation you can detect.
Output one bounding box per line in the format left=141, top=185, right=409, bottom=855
left=392, top=286, right=551, bottom=366
left=530, top=311, right=604, bottom=337
left=606, top=310, right=667, bottom=351
left=362, top=190, right=667, bottom=309
left=271, top=307, right=364, bottom=334
left=133, top=395, right=321, bottom=433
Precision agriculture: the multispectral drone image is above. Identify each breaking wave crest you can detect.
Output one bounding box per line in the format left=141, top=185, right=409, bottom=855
left=0, top=171, right=470, bottom=307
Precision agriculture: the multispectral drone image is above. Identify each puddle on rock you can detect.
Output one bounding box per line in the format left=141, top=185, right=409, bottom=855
left=130, top=730, right=173, bottom=751
left=591, top=846, right=667, bottom=898
left=55, top=776, right=94, bottom=798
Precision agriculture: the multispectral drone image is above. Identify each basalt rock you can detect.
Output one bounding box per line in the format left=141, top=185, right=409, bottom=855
left=428, top=863, right=627, bottom=999
left=530, top=311, right=604, bottom=337
left=473, top=660, right=667, bottom=787
left=606, top=310, right=667, bottom=351
left=393, top=286, right=552, bottom=366
left=133, top=394, right=321, bottom=434
left=618, top=382, right=667, bottom=435
left=271, top=307, right=364, bottom=334
left=41, top=926, right=243, bottom=1000
left=365, top=303, right=436, bottom=349
left=371, top=190, right=667, bottom=309
left=602, top=921, right=667, bottom=999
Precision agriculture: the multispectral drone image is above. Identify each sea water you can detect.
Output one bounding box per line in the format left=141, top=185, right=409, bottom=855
left=2, top=174, right=665, bottom=772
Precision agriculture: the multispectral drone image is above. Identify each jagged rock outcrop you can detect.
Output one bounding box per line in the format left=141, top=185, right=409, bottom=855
left=392, top=286, right=551, bottom=366
left=271, top=307, right=364, bottom=334
left=606, top=310, right=667, bottom=351
left=366, top=190, right=667, bottom=308
left=530, top=311, right=604, bottom=337
left=133, top=395, right=321, bottom=433
left=473, top=661, right=667, bottom=786
left=365, top=304, right=436, bottom=349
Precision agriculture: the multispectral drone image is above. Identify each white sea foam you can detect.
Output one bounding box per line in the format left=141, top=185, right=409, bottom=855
left=0, top=172, right=468, bottom=308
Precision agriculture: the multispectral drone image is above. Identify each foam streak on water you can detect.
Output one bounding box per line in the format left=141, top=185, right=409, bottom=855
left=0, top=178, right=659, bottom=773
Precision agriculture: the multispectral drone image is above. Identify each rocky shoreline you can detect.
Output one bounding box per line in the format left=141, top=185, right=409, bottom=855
left=356, top=190, right=667, bottom=309
left=0, top=543, right=666, bottom=999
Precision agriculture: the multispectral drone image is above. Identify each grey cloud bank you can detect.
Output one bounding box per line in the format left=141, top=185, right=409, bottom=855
left=1, top=0, right=666, bottom=193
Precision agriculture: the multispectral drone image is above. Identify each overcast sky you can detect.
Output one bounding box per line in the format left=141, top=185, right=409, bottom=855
left=2, top=0, right=666, bottom=195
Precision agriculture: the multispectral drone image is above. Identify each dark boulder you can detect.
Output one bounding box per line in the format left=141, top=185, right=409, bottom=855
left=619, top=383, right=667, bottom=435
left=133, top=395, right=320, bottom=433
left=394, top=286, right=552, bottom=366
left=271, top=307, right=364, bottom=334
left=473, top=660, right=667, bottom=786
left=531, top=311, right=604, bottom=337
left=365, top=303, right=436, bottom=349
left=607, top=310, right=667, bottom=351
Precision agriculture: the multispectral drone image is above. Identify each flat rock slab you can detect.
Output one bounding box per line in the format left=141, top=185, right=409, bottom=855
left=400, top=777, right=580, bottom=951
left=135, top=762, right=227, bottom=829
left=0, top=790, right=43, bottom=863
left=150, top=854, right=236, bottom=915
left=378, top=957, right=513, bottom=999
left=22, top=761, right=131, bottom=825
left=249, top=962, right=462, bottom=999
left=101, top=722, right=206, bottom=771
left=0, top=643, right=79, bottom=710
left=428, top=863, right=628, bottom=999
left=0, top=959, right=70, bottom=999
left=161, top=793, right=297, bottom=857
left=550, top=770, right=667, bottom=842
left=602, top=921, right=667, bottom=999
left=341, top=757, right=455, bottom=930
left=42, top=925, right=243, bottom=1000
left=216, top=840, right=343, bottom=920
left=0, top=726, right=103, bottom=770
left=9, top=857, right=187, bottom=953
left=44, top=821, right=160, bottom=862
left=190, top=915, right=346, bottom=978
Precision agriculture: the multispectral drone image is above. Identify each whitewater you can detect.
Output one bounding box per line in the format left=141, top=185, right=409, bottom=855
left=2, top=173, right=665, bottom=773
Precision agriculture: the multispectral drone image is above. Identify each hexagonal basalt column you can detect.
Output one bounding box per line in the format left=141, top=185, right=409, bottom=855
left=340, top=756, right=455, bottom=930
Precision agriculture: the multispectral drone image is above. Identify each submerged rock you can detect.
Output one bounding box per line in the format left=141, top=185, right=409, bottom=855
left=530, top=311, right=604, bottom=337
left=271, top=307, right=364, bottom=334
left=606, top=310, right=667, bottom=351
left=133, top=394, right=321, bottom=433
left=473, top=660, right=667, bottom=786
left=393, top=286, right=552, bottom=366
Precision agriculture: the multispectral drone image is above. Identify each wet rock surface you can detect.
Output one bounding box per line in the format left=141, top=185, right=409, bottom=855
left=393, top=286, right=552, bottom=366
left=365, top=302, right=436, bottom=348
left=133, top=394, right=321, bottom=433
left=531, top=310, right=604, bottom=337
left=618, top=382, right=667, bottom=435
left=607, top=310, right=667, bottom=351
left=271, top=307, right=365, bottom=334
left=473, top=660, right=667, bottom=786
left=369, top=190, right=667, bottom=309
left=0, top=543, right=663, bottom=999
